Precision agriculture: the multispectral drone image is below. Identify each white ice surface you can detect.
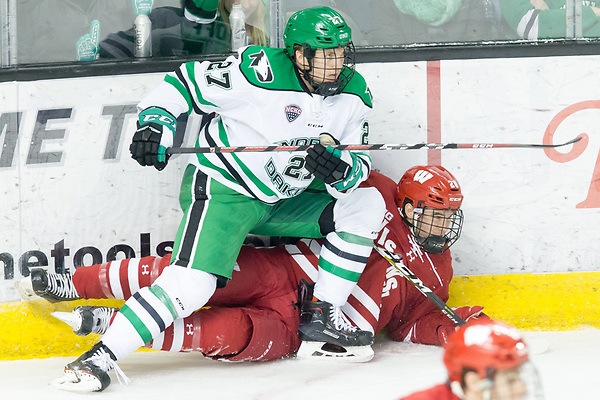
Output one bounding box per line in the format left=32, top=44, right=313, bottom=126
left=0, top=329, right=598, bottom=399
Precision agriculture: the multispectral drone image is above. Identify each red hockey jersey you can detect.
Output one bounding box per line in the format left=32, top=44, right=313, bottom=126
left=286, top=171, right=481, bottom=345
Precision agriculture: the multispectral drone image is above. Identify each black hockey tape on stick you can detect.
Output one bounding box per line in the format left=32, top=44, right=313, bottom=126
left=374, top=246, right=467, bottom=326
left=166, top=135, right=583, bottom=155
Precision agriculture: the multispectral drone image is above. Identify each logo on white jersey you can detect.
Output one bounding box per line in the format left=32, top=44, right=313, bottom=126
left=413, top=169, right=434, bottom=184
left=285, top=104, right=302, bottom=122
left=249, top=49, right=274, bottom=83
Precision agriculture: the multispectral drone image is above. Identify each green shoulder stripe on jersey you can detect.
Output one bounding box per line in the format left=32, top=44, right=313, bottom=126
left=341, top=71, right=373, bottom=108
left=165, top=74, right=192, bottom=114
left=238, top=46, right=305, bottom=92
left=185, top=61, right=218, bottom=109
left=238, top=46, right=372, bottom=106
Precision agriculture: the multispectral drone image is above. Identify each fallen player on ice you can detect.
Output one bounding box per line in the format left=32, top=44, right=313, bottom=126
left=17, top=167, right=489, bottom=391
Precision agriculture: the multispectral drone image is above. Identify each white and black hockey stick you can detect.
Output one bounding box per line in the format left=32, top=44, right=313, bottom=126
left=374, top=246, right=466, bottom=326
left=166, top=135, right=583, bottom=155
left=375, top=246, right=554, bottom=354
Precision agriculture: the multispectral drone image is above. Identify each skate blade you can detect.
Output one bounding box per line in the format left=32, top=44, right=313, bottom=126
left=295, top=341, right=374, bottom=362
left=51, top=311, right=83, bottom=332
left=14, top=278, right=43, bottom=301
left=51, top=370, right=104, bottom=392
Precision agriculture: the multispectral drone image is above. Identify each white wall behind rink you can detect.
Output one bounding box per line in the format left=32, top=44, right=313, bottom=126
left=1, top=54, right=599, bottom=302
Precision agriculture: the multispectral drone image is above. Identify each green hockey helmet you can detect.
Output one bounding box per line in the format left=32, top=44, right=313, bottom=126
left=283, top=6, right=355, bottom=96
left=283, top=6, right=352, bottom=55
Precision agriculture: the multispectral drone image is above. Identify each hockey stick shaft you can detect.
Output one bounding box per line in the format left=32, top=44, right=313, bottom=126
left=374, top=246, right=466, bottom=326
left=166, top=135, right=582, bottom=155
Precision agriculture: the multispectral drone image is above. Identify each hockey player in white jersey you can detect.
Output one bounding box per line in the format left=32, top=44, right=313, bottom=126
left=53, top=6, right=386, bottom=392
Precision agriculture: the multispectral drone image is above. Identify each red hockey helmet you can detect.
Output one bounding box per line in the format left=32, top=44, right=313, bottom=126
left=444, top=319, right=530, bottom=383
left=396, top=165, right=464, bottom=253
left=396, top=165, right=463, bottom=211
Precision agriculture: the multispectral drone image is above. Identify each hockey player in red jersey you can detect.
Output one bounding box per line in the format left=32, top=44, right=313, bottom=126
left=17, top=166, right=488, bottom=376
left=398, top=319, right=544, bottom=400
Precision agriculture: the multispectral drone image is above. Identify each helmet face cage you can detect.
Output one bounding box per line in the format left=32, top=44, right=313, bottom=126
left=283, top=6, right=355, bottom=96
left=485, top=362, right=544, bottom=400
left=411, top=206, right=463, bottom=254
left=454, top=362, right=543, bottom=400
left=296, top=42, right=355, bottom=96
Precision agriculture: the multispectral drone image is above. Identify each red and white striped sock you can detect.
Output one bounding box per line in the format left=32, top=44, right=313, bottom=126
left=72, top=255, right=172, bottom=300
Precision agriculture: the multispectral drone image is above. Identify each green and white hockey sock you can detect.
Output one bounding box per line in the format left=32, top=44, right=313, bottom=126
left=101, top=267, right=217, bottom=360
left=313, top=231, right=374, bottom=307
left=101, top=285, right=178, bottom=360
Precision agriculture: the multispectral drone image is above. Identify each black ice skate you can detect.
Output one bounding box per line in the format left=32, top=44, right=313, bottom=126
left=296, top=279, right=374, bottom=362
left=52, top=342, right=130, bottom=392
left=15, top=269, right=81, bottom=303
left=52, top=306, right=119, bottom=336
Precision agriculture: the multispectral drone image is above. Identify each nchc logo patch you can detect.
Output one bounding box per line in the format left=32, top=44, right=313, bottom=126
left=285, top=104, right=302, bottom=122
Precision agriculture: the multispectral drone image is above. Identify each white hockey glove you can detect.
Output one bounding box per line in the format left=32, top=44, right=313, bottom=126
left=305, top=144, right=364, bottom=192
left=438, top=306, right=489, bottom=344
left=129, top=107, right=176, bottom=171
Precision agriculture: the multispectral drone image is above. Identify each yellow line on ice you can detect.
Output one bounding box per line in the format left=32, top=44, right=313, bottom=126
left=1, top=271, right=599, bottom=360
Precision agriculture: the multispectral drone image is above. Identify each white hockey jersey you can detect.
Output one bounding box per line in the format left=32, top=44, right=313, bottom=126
left=138, top=45, right=373, bottom=203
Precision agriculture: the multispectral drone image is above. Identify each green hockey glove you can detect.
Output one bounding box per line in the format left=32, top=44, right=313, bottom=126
left=129, top=107, right=176, bottom=171
left=305, top=144, right=363, bottom=192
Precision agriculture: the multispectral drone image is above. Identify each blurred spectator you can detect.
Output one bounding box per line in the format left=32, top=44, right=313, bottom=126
left=17, top=0, right=140, bottom=64
left=219, top=0, right=269, bottom=46
left=500, top=0, right=600, bottom=39
left=98, top=0, right=229, bottom=58
left=368, top=0, right=508, bottom=45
